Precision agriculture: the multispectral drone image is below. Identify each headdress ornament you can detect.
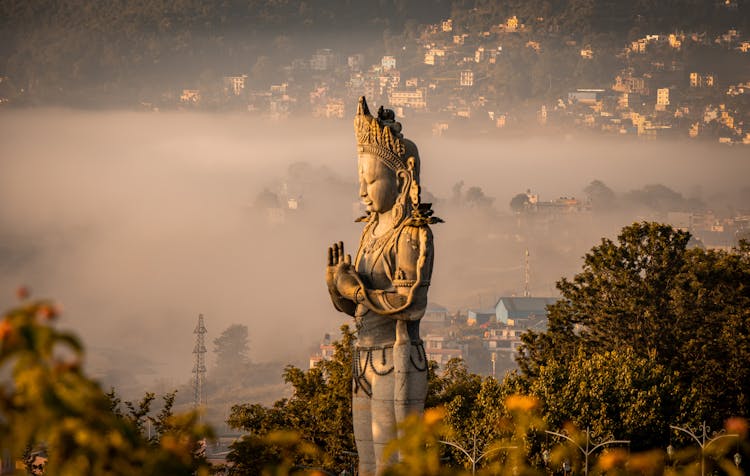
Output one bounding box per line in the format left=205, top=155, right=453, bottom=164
left=353, top=96, right=443, bottom=226
left=354, top=96, right=407, bottom=172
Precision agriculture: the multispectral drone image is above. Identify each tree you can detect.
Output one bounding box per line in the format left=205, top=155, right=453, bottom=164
left=624, top=184, right=702, bottom=212
left=464, top=186, right=494, bottom=209
left=424, top=358, right=546, bottom=471
left=517, top=222, right=750, bottom=446
left=530, top=347, right=673, bottom=450
left=225, top=325, right=356, bottom=474
left=451, top=181, right=465, bottom=206
left=106, top=389, right=180, bottom=445
left=509, top=193, right=530, bottom=212
left=213, top=324, right=251, bottom=378
left=583, top=179, right=616, bottom=211
left=250, top=55, right=276, bottom=89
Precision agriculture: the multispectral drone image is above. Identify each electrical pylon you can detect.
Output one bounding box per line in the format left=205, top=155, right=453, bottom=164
left=193, top=314, right=207, bottom=410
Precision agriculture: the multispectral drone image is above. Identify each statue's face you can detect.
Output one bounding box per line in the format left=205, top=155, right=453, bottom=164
left=358, top=152, right=399, bottom=213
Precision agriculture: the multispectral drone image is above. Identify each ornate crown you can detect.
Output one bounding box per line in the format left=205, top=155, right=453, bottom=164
left=353, top=96, right=443, bottom=226
left=354, top=96, right=407, bottom=172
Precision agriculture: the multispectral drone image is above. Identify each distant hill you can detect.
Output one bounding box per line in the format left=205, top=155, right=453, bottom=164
left=1, top=0, right=747, bottom=106
left=0, top=0, right=452, bottom=105
left=450, top=0, right=749, bottom=40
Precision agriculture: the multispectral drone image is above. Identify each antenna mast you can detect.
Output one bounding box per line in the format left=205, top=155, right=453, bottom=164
left=524, top=249, right=531, bottom=297
left=193, top=314, right=207, bottom=410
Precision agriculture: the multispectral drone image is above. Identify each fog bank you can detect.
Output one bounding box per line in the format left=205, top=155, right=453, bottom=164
left=1, top=110, right=748, bottom=388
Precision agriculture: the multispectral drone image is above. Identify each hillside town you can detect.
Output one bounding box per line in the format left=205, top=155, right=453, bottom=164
left=113, top=16, right=750, bottom=144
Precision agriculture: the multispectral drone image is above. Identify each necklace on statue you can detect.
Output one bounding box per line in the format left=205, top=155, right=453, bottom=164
left=362, top=224, right=396, bottom=255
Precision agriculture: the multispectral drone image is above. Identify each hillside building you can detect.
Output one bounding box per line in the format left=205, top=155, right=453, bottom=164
left=495, top=297, right=558, bottom=326
left=389, top=89, right=427, bottom=109
left=656, top=87, right=670, bottom=111
left=423, top=334, right=467, bottom=367
left=223, top=75, right=247, bottom=96
left=381, top=56, right=397, bottom=71
left=310, top=49, right=336, bottom=71
left=690, top=72, right=716, bottom=88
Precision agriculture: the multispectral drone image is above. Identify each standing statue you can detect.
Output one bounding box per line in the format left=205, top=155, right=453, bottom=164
left=325, top=96, right=441, bottom=475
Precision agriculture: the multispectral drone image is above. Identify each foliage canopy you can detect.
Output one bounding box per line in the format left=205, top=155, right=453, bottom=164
left=0, top=296, right=212, bottom=475
left=518, top=222, right=750, bottom=448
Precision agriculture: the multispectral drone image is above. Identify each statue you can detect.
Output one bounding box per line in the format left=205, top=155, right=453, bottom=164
left=325, top=96, right=441, bottom=475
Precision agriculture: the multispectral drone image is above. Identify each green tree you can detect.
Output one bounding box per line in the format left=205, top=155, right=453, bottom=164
left=225, top=325, right=356, bottom=474
left=426, top=359, right=529, bottom=470
left=530, top=347, right=673, bottom=450
left=518, top=222, right=750, bottom=446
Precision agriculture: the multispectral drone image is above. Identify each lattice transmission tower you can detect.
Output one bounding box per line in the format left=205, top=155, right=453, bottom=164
left=193, top=314, right=207, bottom=410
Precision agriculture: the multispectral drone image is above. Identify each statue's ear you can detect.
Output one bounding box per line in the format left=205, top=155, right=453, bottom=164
left=397, top=168, right=410, bottom=195
left=405, top=156, right=419, bottom=203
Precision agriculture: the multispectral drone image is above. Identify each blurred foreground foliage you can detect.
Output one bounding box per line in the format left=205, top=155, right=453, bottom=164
left=223, top=396, right=747, bottom=476
left=0, top=295, right=213, bottom=475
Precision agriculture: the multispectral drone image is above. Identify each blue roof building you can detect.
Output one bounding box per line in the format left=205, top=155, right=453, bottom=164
left=495, top=297, right=558, bottom=326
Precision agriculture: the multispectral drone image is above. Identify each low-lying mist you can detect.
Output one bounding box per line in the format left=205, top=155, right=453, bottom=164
left=2, top=109, right=748, bottom=394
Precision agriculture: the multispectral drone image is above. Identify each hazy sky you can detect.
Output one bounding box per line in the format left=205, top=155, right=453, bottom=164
left=1, top=109, right=748, bottom=389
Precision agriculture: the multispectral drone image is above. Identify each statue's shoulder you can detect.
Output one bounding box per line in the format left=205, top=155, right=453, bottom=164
left=404, top=203, right=443, bottom=228
left=397, top=204, right=442, bottom=247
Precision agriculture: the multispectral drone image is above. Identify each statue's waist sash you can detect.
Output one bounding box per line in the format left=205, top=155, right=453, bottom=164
left=353, top=340, right=428, bottom=397
left=355, top=313, right=420, bottom=346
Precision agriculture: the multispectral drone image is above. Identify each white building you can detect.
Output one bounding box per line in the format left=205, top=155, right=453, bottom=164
left=656, top=87, right=670, bottom=111
left=389, top=89, right=427, bottom=109
left=308, top=333, right=336, bottom=368
left=223, top=75, right=248, bottom=96
left=381, top=55, right=397, bottom=71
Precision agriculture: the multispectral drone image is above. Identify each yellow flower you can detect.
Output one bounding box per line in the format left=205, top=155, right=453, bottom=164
left=598, top=449, right=627, bottom=470
left=0, top=319, right=13, bottom=341
left=726, top=417, right=748, bottom=438
left=505, top=394, right=539, bottom=412
left=75, top=429, right=91, bottom=446
left=108, top=431, right=125, bottom=448
left=626, top=450, right=664, bottom=475
left=423, top=407, right=445, bottom=426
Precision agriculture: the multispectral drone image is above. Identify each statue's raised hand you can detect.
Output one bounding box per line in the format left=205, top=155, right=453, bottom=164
left=326, top=241, right=342, bottom=291
left=329, top=241, right=362, bottom=300
left=326, top=241, right=357, bottom=315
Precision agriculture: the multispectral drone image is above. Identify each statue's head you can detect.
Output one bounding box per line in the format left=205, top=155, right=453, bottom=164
left=354, top=96, right=421, bottom=226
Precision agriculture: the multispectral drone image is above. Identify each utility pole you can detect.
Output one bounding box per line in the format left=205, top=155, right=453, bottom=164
left=439, top=432, right=516, bottom=476
left=524, top=249, right=531, bottom=297
left=193, top=314, right=207, bottom=412
left=669, top=422, right=740, bottom=476
left=545, top=428, right=630, bottom=476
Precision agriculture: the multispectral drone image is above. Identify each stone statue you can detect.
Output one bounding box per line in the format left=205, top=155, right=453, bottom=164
left=325, top=96, right=441, bottom=475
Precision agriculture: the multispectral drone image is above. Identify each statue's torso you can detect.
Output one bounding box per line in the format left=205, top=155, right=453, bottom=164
left=354, top=222, right=421, bottom=347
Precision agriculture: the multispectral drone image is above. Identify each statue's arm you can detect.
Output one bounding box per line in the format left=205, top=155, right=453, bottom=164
left=337, top=225, right=434, bottom=319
